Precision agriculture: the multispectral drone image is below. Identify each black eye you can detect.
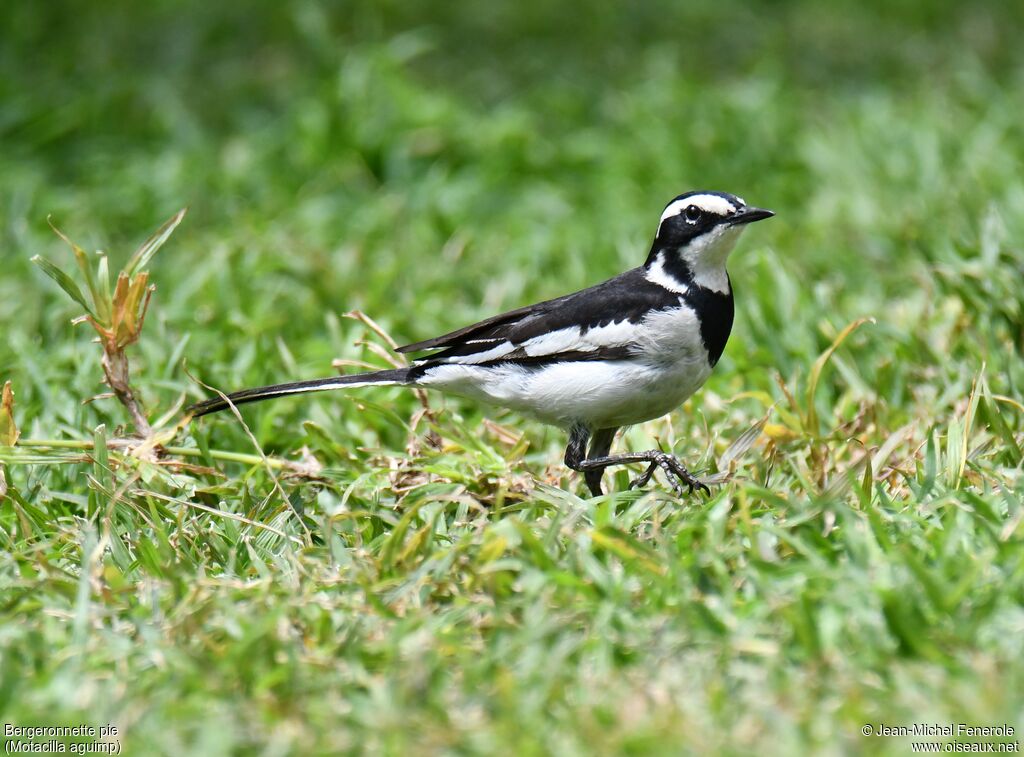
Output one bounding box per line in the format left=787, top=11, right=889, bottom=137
left=684, top=205, right=702, bottom=222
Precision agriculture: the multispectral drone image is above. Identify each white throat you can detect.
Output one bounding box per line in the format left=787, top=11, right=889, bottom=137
left=677, top=224, right=743, bottom=293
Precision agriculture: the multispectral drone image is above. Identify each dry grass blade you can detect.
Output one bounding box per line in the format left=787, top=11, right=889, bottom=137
left=718, top=412, right=769, bottom=472
left=344, top=310, right=400, bottom=352
left=107, top=270, right=154, bottom=349
left=805, top=317, right=875, bottom=434
left=344, top=309, right=435, bottom=415
left=1, top=382, right=18, bottom=447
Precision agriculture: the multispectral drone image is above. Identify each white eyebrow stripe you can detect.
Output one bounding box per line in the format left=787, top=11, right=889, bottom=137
left=660, top=194, right=738, bottom=223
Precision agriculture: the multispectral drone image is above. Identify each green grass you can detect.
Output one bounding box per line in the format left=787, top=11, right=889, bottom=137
left=2, top=1, right=1023, bottom=754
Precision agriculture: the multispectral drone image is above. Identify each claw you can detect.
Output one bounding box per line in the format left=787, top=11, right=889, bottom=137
left=629, top=461, right=658, bottom=490
left=622, top=452, right=711, bottom=497
left=579, top=448, right=713, bottom=496
left=659, top=454, right=710, bottom=497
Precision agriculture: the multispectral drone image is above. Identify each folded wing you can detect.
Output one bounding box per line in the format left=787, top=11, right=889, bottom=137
left=398, top=268, right=681, bottom=367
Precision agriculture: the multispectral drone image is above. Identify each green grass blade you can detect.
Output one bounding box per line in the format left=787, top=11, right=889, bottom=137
left=96, top=254, right=111, bottom=317
left=30, top=255, right=97, bottom=318
left=126, top=207, right=187, bottom=276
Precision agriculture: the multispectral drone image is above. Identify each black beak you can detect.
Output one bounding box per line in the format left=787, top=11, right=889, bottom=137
left=729, top=207, right=775, bottom=226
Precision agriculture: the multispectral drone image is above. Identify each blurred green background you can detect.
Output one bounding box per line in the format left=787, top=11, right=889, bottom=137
left=3, top=0, right=1022, bottom=442
left=2, top=1, right=1023, bottom=754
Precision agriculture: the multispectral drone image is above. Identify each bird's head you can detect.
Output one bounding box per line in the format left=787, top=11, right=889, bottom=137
left=646, top=191, right=773, bottom=293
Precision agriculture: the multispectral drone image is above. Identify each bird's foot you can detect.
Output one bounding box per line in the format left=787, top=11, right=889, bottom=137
left=628, top=452, right=711, bottom=496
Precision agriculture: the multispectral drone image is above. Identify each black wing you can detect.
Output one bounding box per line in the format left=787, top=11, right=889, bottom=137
left=397, top=268, right=682, bottom=365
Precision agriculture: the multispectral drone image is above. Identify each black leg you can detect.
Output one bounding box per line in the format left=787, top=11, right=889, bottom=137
left=564, top=424, right=614, bottom=497
left=564, top=424, right=590, bottom=469
left=584, top=427, right=617, bottom=496
left=577, top=449, right=710, bottom=496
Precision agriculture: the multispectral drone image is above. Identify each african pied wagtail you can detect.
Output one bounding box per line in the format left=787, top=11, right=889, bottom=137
left=190, top=191, right=773, bottom=496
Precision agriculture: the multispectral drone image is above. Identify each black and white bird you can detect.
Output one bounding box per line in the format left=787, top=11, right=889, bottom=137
left=190, top=191, right=773, bottom=496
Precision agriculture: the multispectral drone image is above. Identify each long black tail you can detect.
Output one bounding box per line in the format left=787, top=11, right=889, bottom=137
left=188, top=368, right=412, bottom=418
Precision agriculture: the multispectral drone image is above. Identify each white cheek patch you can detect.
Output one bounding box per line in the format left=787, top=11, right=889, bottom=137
left=660, top=194, right=738, bottom=224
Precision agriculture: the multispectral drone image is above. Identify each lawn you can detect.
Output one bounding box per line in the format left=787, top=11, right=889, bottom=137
left=2, top=1, right=1023, bottom=754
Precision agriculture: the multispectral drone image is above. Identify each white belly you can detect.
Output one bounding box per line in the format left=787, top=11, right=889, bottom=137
left=419, top=357, right=711, bottom=428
